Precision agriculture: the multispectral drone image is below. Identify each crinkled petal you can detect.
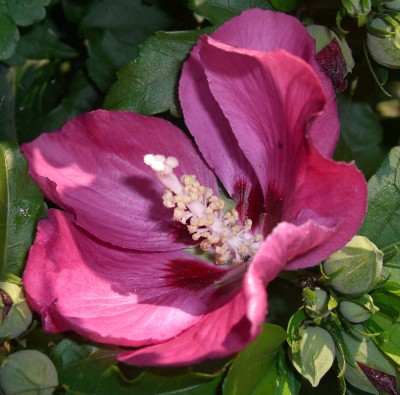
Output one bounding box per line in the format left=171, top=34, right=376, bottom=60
left=23, top=210, right=229, bottom=347
left=283, top=145, right=367, bottom=269
left=245, top=219, right=335, bottom=328
left=21, top=110, right=217, bottom=250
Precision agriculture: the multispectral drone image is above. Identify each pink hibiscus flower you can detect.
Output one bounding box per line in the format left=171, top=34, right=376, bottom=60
left=21, top=9, right=367, bottom=366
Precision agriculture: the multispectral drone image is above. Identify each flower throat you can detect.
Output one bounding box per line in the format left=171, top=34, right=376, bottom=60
left=144, top=154, right=262, bottom=265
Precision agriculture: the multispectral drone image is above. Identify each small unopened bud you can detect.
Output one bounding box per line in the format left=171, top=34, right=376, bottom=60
left=304, top=288, right=336, bottom=320
left=0, top=282, right=32, bottom=340
left=339, top=294, right=378, bottom=323
left=0, top=350, right=58, bottom=395
left=307, top=25, right=354, bottom=92
left=384, top=0, right=400, bottom=11
left=342, top=0, right=371, bottom=25
left=323, top=236, right=383, bottom=297
left=367, top=14, right=400, bottom=68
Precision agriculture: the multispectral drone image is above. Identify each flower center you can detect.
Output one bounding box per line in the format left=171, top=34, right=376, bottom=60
left=144, top=154, right=262, bottom=265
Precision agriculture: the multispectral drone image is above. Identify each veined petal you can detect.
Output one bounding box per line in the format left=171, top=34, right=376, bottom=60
left=199, top=37, right=326, bottom=228
left=209, top=9, right=339, bottom=157
left=244, top=219, right=335, bottom=329
left=21, top=110, right=217, bottom=250
left=179, top=11, right=338, bottom=201
left=23, top=210, right=228, bottom=347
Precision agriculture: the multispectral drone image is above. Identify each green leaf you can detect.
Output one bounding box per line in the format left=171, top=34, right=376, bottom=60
left=269, top=0, right=298, bottom=12
left=365, top=311, right=400, bottom=366
left=51, top=339, right=223, bottom=395
left=188, top=0, right=273, bottom=25
left=291, top=326, right=336, bottom=387
left=334, top=95, right=385, bottom=178
left=104, top=28, right=213, bottom=116
left=0, top=64, right=16, bottom=142
left=14, top=60, right=99, bottom=142
left=0, top=142, right=44, bottom=277
left=6, top=0, right=51, bottom=27
left=79, top=0, right=176, bottom=91
left=342, top=325, right=396, bottom=376
left=6, top=22, right=78, bottom=66
left=223, top=324, right=287, bottom=395
left=0, top=13, right=19, bottom=60
left=359, top=146, right=400, bottom=278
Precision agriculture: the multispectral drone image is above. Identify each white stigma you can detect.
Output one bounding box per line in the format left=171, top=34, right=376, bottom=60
left=144, top=154, right=262, bottom=265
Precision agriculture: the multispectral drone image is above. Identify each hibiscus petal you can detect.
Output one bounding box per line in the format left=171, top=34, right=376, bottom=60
left=21, top=110, right=217, bottom=250
left=23, top=209, right=229, bottom=347
left=180, top=43, right=259, bottom=199
left=244, top=219, right=335, bottom=329
left=198, top=37, right=326, bottom=207
left=199, top=38, right=367, bottom=246
left=118, top=285, right=254, bottom=366
left=283, top=145, right=367, bottom=269
left=179, top=11, right=338, bottom=199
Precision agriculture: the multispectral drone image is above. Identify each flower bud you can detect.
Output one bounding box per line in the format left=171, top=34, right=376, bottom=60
left=384, top=0, right=400, bottom=11
left=303, top=288, right=336, bottom=320
left=367, top=14, right=400, bottom=68
left=0, top=350, right=58, bottom=395
left=339, top=294, right=378, bottom=323
left=0, top=282, right=32, bottom=340
left=307, top=25, right=354, bottom=92
left=342, top=0, right=371, bottom=25
left=323, top=236, right=383, bottom=297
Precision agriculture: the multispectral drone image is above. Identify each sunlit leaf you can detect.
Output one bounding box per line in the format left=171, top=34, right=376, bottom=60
left=359, top=146, right=400, bottom=280
left=291, top=326, right=336, bottom=387
left=0, top=142, right=44, bottom=277
left=223, top=324, right=288, bottom=395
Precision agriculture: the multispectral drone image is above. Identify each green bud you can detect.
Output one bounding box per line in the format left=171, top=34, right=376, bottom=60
left=342, top=0, right=371, bottom=25
left=0, top=350, right=58, bottom=395
left=384, top=0, right=400, bottom=11
left=367, top=15, right=400, bottom=68
left=303, top=288, right=337, bottom=320
left=0, top=282, right=32, bottom=340
left=339, top=295, right=379, bottom=323
left=323, top=236, right=383, bottom=297
left=291, top=325, right=336, bottom=387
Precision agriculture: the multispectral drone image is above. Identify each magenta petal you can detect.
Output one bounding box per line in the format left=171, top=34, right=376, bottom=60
left=180, top=10, right=339, bottom=188
left=198, top=37, right=326, bottom=203
left=180, top=46, right=259, bottom=198
left=283, top=145, right=367, bottom=269
left=23, top=210, right=229, bottom=347
left=119, top=236, right=286, bottom=366
left=21, top=110, right=217, bottom=250
left=118, top=286, right=253, bottom=366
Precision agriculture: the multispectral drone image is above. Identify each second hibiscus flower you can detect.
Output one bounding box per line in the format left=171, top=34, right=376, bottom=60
left=21, top=9, right=367, bottom=366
